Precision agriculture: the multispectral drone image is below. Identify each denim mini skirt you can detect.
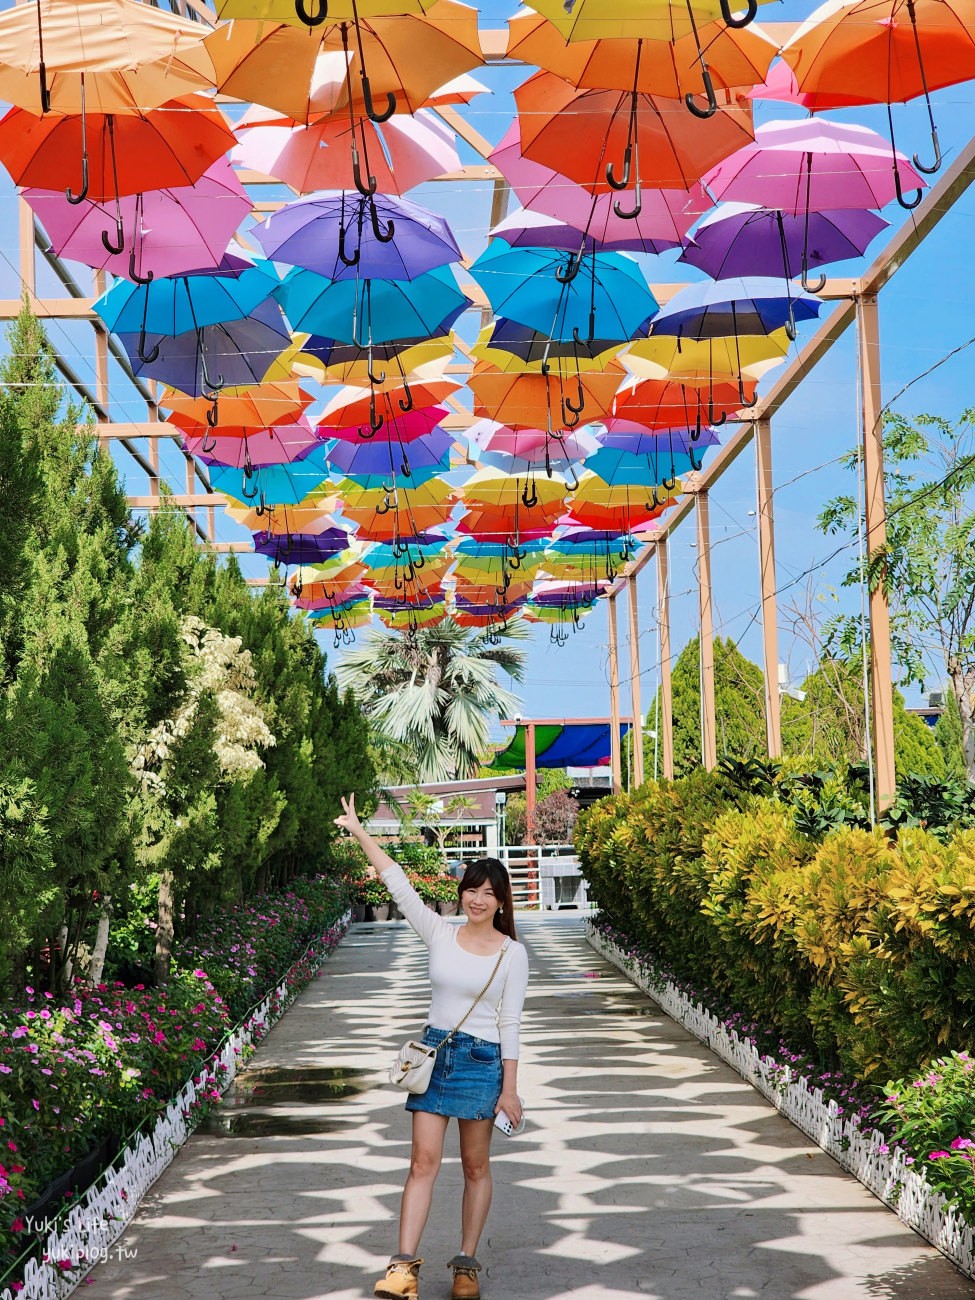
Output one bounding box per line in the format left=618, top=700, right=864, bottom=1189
left=405, top=1026, right=503, bottom=1120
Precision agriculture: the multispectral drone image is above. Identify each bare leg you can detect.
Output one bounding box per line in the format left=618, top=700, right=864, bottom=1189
left=398, top=1112, right=449, bottom=1256
left=457, top=1118, right=495, bottom=1257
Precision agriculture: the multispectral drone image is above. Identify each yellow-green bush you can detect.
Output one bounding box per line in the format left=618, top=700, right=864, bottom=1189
left=576, top=775, right=975, bottom=1082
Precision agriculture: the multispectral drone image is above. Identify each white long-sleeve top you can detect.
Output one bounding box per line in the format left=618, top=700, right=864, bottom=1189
left=381, top=863, right=530, bottom=1060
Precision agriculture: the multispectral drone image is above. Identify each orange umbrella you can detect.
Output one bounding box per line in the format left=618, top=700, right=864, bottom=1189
left=611, top=374, right=755, bottom=428
left=566, top=472, right=676, bottom=531
left=0, top=0, right=215, bottom=116
left=468, top=359, right=625, bottom=429
left=780, top=0, right=975, bottom=176
left=507, top=13, right=776, bottom=110
left=515, top=71, right=753, bottom=212
left=163, top=382, right=314, bottom=434
left=225, top=498, right=341, bottom=533
left=206, top=5, right=482, bottom=124
left=0, top=94, right=234, bottom=204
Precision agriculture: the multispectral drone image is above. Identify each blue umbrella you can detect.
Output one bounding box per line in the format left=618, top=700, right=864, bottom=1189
left=210, top=445, right=332, bottom=509
left=117, top=300, right=291, bottom=397
left=275, top=266, right=469, bottom=345
left=254, top=192, right=461, bottom=282
left=94, top=262, right=280, bottom=361
left=650, top=277, right=821, bottom=341
left=325, top=427, right=453, bottom=484
left=468, top=243, right=657, bottom=344
left=585, top=445, right=700, bottom=489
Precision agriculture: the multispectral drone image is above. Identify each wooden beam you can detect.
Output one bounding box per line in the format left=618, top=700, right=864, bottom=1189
left=128, top=494, right=231, bottom=508
left=657, top=535, right=674, bottom=781
left=608, top=593, right=622, bottom=795
left=756, top=417, right=782, bottom=759
left=696, top=489, right=717, bottom=772
left=0, top=298, right=96, bottom=319
left=627, top=572, right=644, bottom=788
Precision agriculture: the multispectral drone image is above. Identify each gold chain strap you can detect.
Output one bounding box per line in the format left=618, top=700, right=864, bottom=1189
left=432, top=940, right=510, bottom=1056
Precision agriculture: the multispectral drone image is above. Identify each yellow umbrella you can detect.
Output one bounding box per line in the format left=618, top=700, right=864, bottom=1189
left=225, top=496, right=341, bottom=533
left=459, top=466, right=568, bottom=509
left=320, top=337, right=455, bottom=386
left=0, top=0, right=216, bottom=115
left=506, top=10, right=776, bottom=103
left=624, top=329, right=791, bottom=384
left=521, top=0, right=776, bottom=43
left=207, top=4, right=482, bottom=120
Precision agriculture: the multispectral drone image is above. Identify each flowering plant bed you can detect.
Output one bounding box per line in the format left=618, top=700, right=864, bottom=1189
left=589, top=918, right=975, bottom=1280
left=0, top=876, right=351, bottom=1293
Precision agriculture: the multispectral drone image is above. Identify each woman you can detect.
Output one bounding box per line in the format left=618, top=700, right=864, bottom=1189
left=334, top=794, right=530, bottom=1300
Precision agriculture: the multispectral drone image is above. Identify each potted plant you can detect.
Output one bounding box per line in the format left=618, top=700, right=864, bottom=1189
left=435, top=874, right=459, bottom=916
left=363, top=876, right=390, bottom=922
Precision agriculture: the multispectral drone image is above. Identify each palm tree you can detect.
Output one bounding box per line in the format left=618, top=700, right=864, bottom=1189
left=336, top=619, right=527, bottom=782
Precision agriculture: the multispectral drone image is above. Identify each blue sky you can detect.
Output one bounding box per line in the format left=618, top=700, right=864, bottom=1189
left=1, top=0, right=974, bottom=733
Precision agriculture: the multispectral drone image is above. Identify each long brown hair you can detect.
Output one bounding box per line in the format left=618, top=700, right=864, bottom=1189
left=458, top=858, right=516, bottom=940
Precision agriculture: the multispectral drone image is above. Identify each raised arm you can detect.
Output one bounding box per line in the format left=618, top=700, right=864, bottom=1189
left=334, top=794, right=450, bottom=946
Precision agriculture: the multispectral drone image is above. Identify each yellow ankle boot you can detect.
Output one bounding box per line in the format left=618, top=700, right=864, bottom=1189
left=374, top=1255, right=423, bottom=1299
left=447, top=1254, right=482, bottom=1300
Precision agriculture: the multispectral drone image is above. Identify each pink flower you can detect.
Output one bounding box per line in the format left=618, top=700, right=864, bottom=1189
left=950, top=1137, right=975, bottom=1150
left=928, top=1150, right=951, bottom=1160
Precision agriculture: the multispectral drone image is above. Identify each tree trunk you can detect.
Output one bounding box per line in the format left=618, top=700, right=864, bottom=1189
left=948, top=664, right=975, bottom=781
left=154, top=868, right=175, bottom=986
left=57, top=923, right=72, bottom=989
left=88, top=895, right=112, bottom=987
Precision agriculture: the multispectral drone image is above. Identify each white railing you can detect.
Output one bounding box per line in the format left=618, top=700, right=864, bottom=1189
left=494, top=846, right=592, bottom=911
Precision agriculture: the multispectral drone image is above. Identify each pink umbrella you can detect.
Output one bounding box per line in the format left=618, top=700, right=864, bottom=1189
left=489, top=122, right=710, bottom=250
left=294, top=582, right=372, bottom=611
left=23, top=156, right=251, bottom=284
left=469, top=420, right=599, bottom=462
left=233, top=109, right=460, bottom=196
left=703, top=118, right=927, bottom=213
left=181, top=419, right=326, bottom=468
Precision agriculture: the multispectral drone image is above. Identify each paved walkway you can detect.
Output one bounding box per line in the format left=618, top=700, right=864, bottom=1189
left=85, top=916, right=975, bottom=1300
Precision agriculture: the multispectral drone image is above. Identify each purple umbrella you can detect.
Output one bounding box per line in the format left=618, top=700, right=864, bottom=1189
left=253, top=529, right=354, bottom=565
left=24, top=157, right=251, bottom=284
left=490, top=123, right=711, bottom=256
left=254, top=191, right=461, bottom=282
left=325, top=426, right=454, bottom=480
left=679, top=201, right=889, bottom=292
left=490, top=207, right=682, bottom=257
left=117, top=299, right=291, bottom=398
left=595, top=419, right=722, bottom=457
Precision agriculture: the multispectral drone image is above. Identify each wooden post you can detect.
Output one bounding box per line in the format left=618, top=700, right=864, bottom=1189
left=696, top=490, right=717, bottom=771
left=755, top=417, right=782, bottom=758
left=524, top=722, right=537, bottom=844
left=608, top=593, right=622, bottom=794
left=626, top=572, right=644, bottom=788
left=19, top=200, right=35, bottom=299
left=858, top=292, right=897, bottom=811
left=92, top=270, right=109, bottom=422
left=657, top=536, right=674, bottom=780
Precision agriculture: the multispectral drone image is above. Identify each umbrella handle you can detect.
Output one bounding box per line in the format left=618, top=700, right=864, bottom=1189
left=705, top=393, right=725, bottom=428
left=200, top=350, right=225, bottom=394
left=565, top=462, right=580, bottom=492
left=555, top=253, right=582, bottom=284
left=912, top=127, right=943, bottom=176
left=685, top=66, right=718, bottom=120
left=127, top=250, right=154, bottom=286
left=398, top=382, right=414, bottom=413
left=376, top=492, right=393, bottom=515
left=294, top=0, right=328, bottom=26
left=201, top=429, right=217, bottom=455
left=101, top=217, right=125, bottom=256
left=241, top=474, right=259, bottom=500
left=367, top=364, right=386, bottom=384
left=720, top=0, right=757, bottom=28
left=137, top=327, right=160, bottom=365
left=338, top=223, right=361, bottom=268
left=206, top=395, right=220, bottom=428
left=893, top=165, right=923, bottom=210
left=572, top=322, right=595, bottom=350
left=508, top=549, right=522, bottom=571
left=351, top=146, right=377, bottom=197
left=738, top=375, right=754, bottom=408
left=690, top=447, right=704, bottom=472
left=368, top=199, right=395, bottom=243
left=370, top=392, right=385, bottom=434
left=564, top=379, right=586, bottom=413
left=400, top=450, right=412, bottom=477
left=561, top=398, right=581, bottom=429
left=65, top=155, right=89, bottom=206
left=605, top=146, right=631, bottom=191
left=662, top=473, right=677, bottom=491
left=362, top=75, right=396, bottom=124
left=294, top=574, right=303, bottom=598
left=415, top=549, right=426, bottom=570
left=800, top=263, right=827, bottom=294
left=522, top=478, right=539, bottom=509
left=612, top=176, right=642, bottom=221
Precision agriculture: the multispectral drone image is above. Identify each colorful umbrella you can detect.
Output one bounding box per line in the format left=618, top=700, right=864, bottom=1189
left=473, top=320, right=623, bottom=373
left=490, top=207, right=681, bottom=257
left=210, top=448, right=332, bottom=509
left=325, top=427, right=454, bottom=481
left=183, top=421, right=325, bottom=468
left=225, top=498, right=341, bottom=534
left=612, top=374, right=755, bottom=427
left=255, top=192, right=461, bottom=281
left=276, top=265, right=469, bottom=345
left=0, top=95, right=235, bottom=221
left=163, top=382, right=314, bottom=435
left=469, top=359, right=626, bottom=430
left=519, top=0, right=773, bottom=40
left=515, top=72, right=754, bottom=217
left=703, top=118, right=928, bottom=216
left=303, top=335, right=456, bottom=386
left=468, top=243, right=658, bottom=344
left=0, top=0, right=215, bottom=116
left=624, top=328, right=791, bottom=388
left=253, top=528, right=355, bottom=564
left=232, top=109, right=460, bottom=194
left=23, top=156, right=251, bottom=283
left=649, top=277, right=823, bottom=344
